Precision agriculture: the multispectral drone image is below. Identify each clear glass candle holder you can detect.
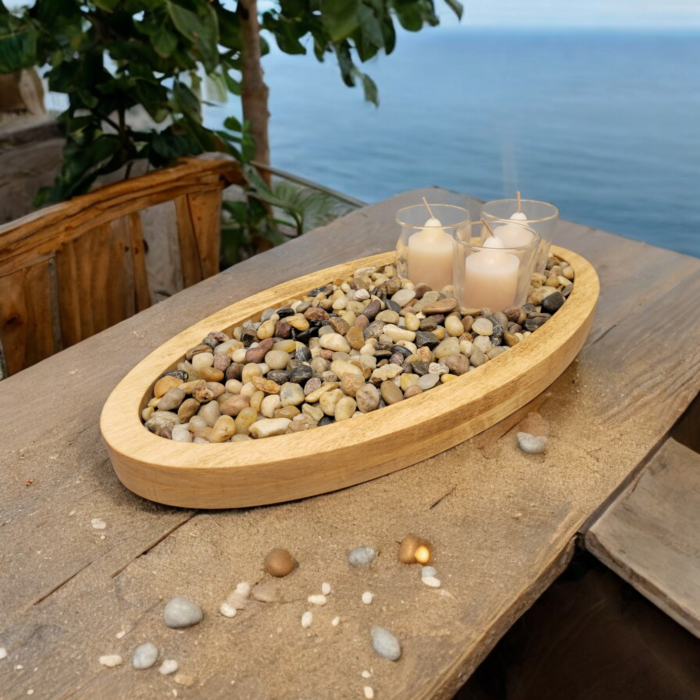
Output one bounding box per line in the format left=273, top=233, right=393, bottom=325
left=452, top=220, right=541, bottom=311
left=395, top=204, right=471, bottom=293
left=481, top=199, right=558, bottom=275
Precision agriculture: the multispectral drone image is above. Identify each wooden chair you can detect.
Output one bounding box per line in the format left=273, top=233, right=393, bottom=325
left=0, top=154, right=244, bottom=377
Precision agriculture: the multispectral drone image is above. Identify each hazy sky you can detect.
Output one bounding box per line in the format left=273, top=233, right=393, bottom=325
left=439, top=0, right=700, bottom=28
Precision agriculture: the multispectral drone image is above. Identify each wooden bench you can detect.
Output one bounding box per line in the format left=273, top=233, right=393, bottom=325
left=1, top=188, right=700, bottom=699
left=0, top=155, right=243, bottom=377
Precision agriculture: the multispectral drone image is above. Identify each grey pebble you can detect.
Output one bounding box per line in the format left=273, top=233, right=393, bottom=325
left=348, top=546, right=376, bottom=567
left=517, top=432, right=548, bottom=455
left=163, top=596, right=203, bottom=629
left=132, top=642, right=159, bottom=669
left=371, top=626, right=402, bottom=661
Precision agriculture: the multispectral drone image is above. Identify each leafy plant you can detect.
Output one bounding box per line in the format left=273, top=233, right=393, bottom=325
left=0, top=0, right=462, bottom=260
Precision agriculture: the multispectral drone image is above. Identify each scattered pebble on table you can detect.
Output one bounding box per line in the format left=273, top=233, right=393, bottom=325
left=517, top=432, right=548, bottom=454
left=308, top=594, right=327, bottom=606
left=361, top=670, right=372, bottom=679
left=99, top=655, right=122, bottom=668
left=321, top=582, right=331, bottom=595
left=422, top=576, right=442, bottom=588
left=132, top=642, right=158, bottom=670
left=301, top=611, right=313, bottom=628
left=265, top=548, right=296, bottom=577
left=90, top=518, right=106, bottom=530
left=331, top=617, right=340, bottom=627
left=348, top=546, right=376, bottom=567
left=362, top=591, right=374, bottom=605
left=364, top=687, right=375, bottom=699
left=159, top=659, right=179, bottom=676
left=371, top=626, right=401, bottom=661
left=0, top=648, right=6, bottom=660
left=163, top=597, right=203, bottom=629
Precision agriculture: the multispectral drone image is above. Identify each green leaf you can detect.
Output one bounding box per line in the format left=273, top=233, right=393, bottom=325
left=443, top=0, right=464, bottom=20
left=151, top=24, right=178, bottom=58
left=320, top=0, right=360, bottom=42
left=172, top=80, right=201, bottom=122
left=166, top=0, right=219, bottom=72
left=359, top=70, right=378, bottom=105
left=0, top=25, right=37, bottom=72
left=223, top=115, right=242, bottom=132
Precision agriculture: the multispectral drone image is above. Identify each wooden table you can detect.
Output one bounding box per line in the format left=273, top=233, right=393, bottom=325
left=2, top=189, right=700, bottom=700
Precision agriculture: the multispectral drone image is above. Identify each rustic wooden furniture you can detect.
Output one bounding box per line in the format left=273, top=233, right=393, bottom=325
left=586, top=438, right=700, bottom=639
left=0, top=155, right=244, bottom=377
left=1, top=188, right=699, bottom=700
left=101, top=246, right=598, bottom=509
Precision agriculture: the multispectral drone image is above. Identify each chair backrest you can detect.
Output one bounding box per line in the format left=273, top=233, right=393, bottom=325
left=0, top=154, right=244, bottom=377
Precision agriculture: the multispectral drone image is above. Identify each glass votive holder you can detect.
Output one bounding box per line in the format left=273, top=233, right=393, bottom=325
left=452, top=220, right=541, bottom=311
left=481, top=199, right=558, bottom=275
left=395, top=204, right=471, bottom=293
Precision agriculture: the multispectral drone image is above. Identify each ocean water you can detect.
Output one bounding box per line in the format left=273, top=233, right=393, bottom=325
left=207, top=29, right=700, bottom=258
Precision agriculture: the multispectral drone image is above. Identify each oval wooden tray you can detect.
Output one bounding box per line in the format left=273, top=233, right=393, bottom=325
left=100, top=246, right=599, bottom=509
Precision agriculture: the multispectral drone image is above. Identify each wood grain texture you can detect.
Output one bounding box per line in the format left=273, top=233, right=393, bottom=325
left=586, top=438, right=700, bottom=638
left=0, top=257, right=54, bottom=374
left=101, top=246, right=598, bottom=509
left=2, top=188, right=700, bottom=700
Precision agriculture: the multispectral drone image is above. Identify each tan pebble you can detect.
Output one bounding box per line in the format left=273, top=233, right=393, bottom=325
left=192, top=427, right=212, bottom=441
left=250, top=390, right=265, bottom=413
left=398, top=534, right=423, bottom=564
left=177, top=398, right=200, bottom=422
left=234, top=407, right=258, bottom=435
left=185, top=344, right=212, bottom=361
left=241, top=364, right=263, bottom=384
left=174, top=673, right=196, bottom=686
left=441, top=374, right=457, bottom=383
left=261, top=394, right=282, bottom=418
left=265, top=548, right=295, bottom=577
left=199, top=366, right=224, bottom=382
left=257, top=319, right=276, bottom=339
left=142, top=406, right=154, bottom=422
left=225, top=379, right=243, bottom=394
left=404, top=385, right=423, bottom=399
left=251, top=376, right=281, bottom=394
left=206, top=382, right=225, bottom=399
left=249, top=417, right=291, bottom=438
left=319, top=389, right=344, bottom=416
left=399, top=373, right=419, bottom=391
left=191, top=352, right=214, bottom=372
left=340, top=373, right=365, bottom=397
left=334, top=396, right=357, bottom=421
left=445, top=316, right=465, bottom=337
left=154, top=376, right=182, bottom=398
left=305, top=382, right=340, bottom=403
left=433, top=327, right=446, bottom=340
left=275, top=405, right=300, bottom=420
left=210, top=415, right=236, bottom=443
left=287, top=315, right=310, bottom=331
left=220, top=395, right=250, bottom=417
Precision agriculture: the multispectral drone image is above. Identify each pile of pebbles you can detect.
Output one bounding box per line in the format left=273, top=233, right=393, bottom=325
left=142, top=255, right=574, bottom=442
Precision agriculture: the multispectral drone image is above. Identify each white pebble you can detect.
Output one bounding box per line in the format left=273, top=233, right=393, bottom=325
left=308, top=594, right=327, bottom=606
left=301, top=611, right=313, bottom=628
left=361, top=670, right=372, bottom=679
left=517, top=432, right=548, bottom=454
left=422, top=576, right=442, bottom=588
left=91, top=518, right=106, bottom=530
left=15, top=664, right=23, bottom=670
left=27, top=691, right=34, bottom=696
left=362, top=591, right=374, bottom=605
left=371, top=626, right=401, bottom=661
left=115, top=630, right=126, bottom=639
left=159, top=659, right=179, bottom=676
left=0, top=647, right=6, bottom=660
left=321, top=582, right=331, bottom=595
left=421, top=566, right=438, bottom=579
left=99, top=654, right=123, bottom=668
left=364, top=687, right=375, bottom=699
left=219, top=602, right=237, bottom=618
left=331, top=617, right=340, bottom=627
left=132, top=642, right=158, bottom=670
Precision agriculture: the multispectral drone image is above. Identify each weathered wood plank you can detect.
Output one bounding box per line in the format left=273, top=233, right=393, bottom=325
left=174, top=195, right=204, bottom=288
left=586, top=439, right=700, bottom=638
left=0, top=257, right=55, bottom=374
left=1, top=189, right=700, bottom=699
left=56, top=219, right=135, bottom=349
left=186, top=187, right=223, bottom=280
left=125, top=212, right=151, bottom=313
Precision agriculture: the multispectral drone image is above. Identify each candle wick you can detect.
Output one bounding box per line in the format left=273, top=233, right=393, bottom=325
left=480, top=218, right=496, bottom=238
left=422, top=197, right=434, bottom=219
left=516, top=190, right=521, bottom=213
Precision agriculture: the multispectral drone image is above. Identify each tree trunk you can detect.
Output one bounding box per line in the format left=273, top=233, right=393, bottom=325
left=238, top=0, right=271, bottom=185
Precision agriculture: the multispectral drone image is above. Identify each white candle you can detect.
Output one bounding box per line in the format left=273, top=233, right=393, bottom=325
left=493, top=220, right=534, bottom=248
left=463, top=239, right=519, bottom=311
left=408, top=218, right=453, bottom=291
left=510, top=211, right=528, bottom=221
